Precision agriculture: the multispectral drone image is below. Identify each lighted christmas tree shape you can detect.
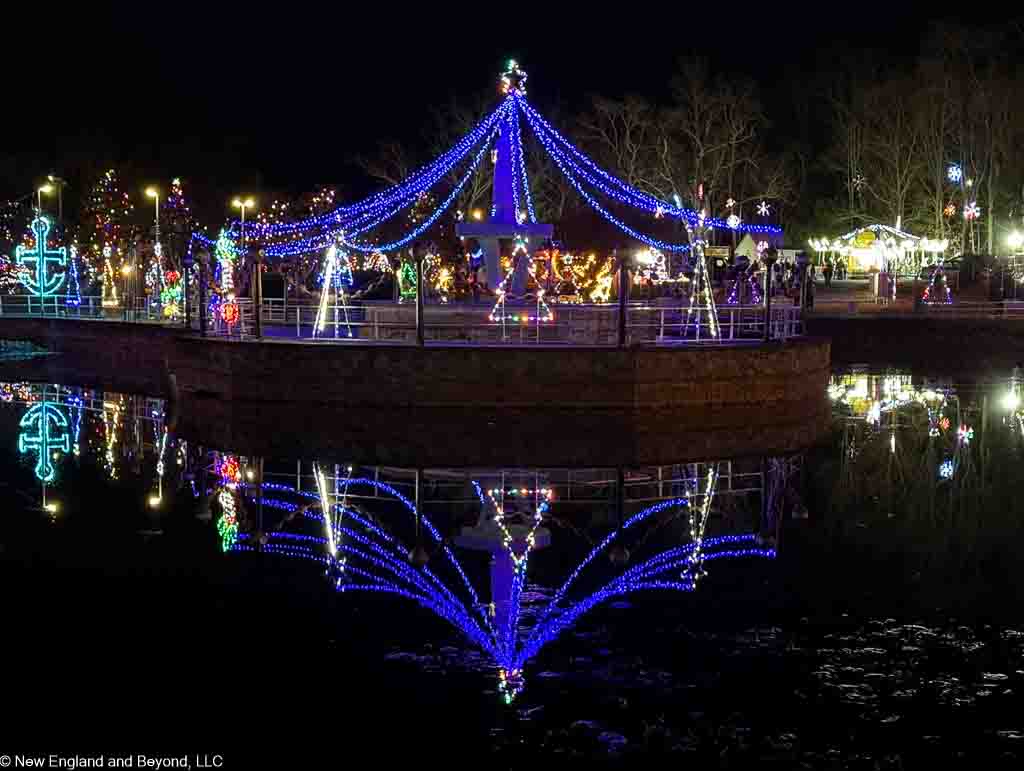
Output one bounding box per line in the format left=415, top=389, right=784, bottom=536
left=18, top=401, right=70, bottom=483
left=683, top=239, right=720, bottom=339
left=314, top=245, right=355, bottom=337
left=101, top=246, right=119, bottom=307
left=14, top=216, right=66, bottom=297
left=398, top=258, right=417, bottom=302
left=489, top=237, right=552, bottom=326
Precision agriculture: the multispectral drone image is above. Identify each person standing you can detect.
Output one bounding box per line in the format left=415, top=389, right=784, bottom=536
left=823, top=260, right=834, bottom=288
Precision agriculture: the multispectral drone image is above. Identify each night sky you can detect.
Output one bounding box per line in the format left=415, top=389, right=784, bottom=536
left=1, top=7, right=1000, bottom=208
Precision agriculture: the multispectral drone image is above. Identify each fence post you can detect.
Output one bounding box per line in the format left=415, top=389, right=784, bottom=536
left=617, top=249, right=627, bottom=347
left=763, top=252, right=777, bottom=342
left=198, top=256, right=208, bottom=337
left=415, top=248, right=425, bottom=347
left=254, top=250, right=264, bottom=340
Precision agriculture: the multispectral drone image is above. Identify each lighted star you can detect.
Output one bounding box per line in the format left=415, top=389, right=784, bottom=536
left=756, top=200, right=771, bottom=217
left=500, top=59, right=528, bottom=95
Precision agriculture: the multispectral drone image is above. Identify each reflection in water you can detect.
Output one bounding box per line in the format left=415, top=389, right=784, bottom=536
left=2, top=381, right=182, bottom=520
left=222, top=464, right=782, bottom=702
left=4, top=376, right=1024, bottom=761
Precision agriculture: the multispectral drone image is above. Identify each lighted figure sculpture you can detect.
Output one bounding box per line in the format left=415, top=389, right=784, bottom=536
left=65, top=246, right=82, bottom=308
left=921, top=264, right=953, bottom=305
left=633, top=248, right=670, bottom=285
left=230, top=474, right=775, bottom=704
left=215, top=454, right=242, bottom=551
left=160, top=270, right=182, bottom=319
left=19, top=400, right=70, bottom=483
left=725, top=256, right=763, bottom=305
left=14, top=216, right=66, bottom=298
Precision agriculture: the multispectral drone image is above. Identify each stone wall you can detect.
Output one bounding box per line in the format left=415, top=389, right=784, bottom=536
left=0, top=317, right=831, bottom=464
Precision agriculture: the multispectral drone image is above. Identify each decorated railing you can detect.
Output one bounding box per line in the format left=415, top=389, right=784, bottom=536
left=0, top=294, right=805, bottom=346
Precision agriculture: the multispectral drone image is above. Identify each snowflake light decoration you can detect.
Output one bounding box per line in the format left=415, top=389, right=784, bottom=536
left=947, top=164, right=963, bottom=184
left=964, top=201, right=981, bottom=221
left=943, top=202, right=956, bottom=218
left=756, top=200, right=771, bottom=217
left=654, top=205, right=665, bottom=219
left=726, top=214, right=741, bottom=229
left=939, top=416, right=950, bottom=432
left=939, top=459, right=954, bottom=479
left=725, top=198, right=736, bottom=209
left=852, top=173, right=866, bottom=191
left=957, top=425, right=974, bottom=445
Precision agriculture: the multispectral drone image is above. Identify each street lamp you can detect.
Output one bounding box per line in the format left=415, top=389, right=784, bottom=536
left=233, top=197, right=258, bottom=337
left=47, top=175, right=67, bottom=225
left=146, top=187, right=161, bottom=245
left=37, top=183, right=53, bottom=215
left=1007, top=231, right=1023, bottom=252
left=232, top=197, right=255, bottom=248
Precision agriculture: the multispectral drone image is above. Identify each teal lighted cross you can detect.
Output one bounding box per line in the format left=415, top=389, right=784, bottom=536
left=18, top=401, right=70, bottom=483
left=15, top=216, right=66, bottom=296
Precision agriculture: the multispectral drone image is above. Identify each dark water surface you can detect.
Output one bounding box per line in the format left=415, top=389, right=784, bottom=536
left=3, top=371, right=1023, bottom=767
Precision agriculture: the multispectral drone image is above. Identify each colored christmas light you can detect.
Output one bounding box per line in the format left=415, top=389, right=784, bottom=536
left=14, top=216, right=66, bottom=296
left=18, top=400, right=70, bottom=482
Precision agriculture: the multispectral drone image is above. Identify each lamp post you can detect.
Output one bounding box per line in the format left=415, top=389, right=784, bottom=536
left=146, top=187, right=161, bottom=246
left=232, top=198, right=257, bottom=336
left=37, top=183, right=53, bottom=215
left=47, top=175, right=66, bottom=229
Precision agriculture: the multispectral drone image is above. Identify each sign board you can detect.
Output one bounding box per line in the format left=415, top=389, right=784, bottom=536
left=704, top=246, right=731, bottom=258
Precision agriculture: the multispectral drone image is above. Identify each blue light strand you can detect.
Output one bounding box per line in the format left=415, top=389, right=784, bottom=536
left=516, top=542, right=775, bottom=667
left=504, top=110, right=522, bottom=224
left=521, top=107, right=693, bottom=252
left=241, top=99, right=511, bottom=238
left=512, top=105, right=537, bottom=223
left=518, top=95, right=781, bottom=235
left=266, top=124, right=499, bottom=257
left=335, top=478, right=487, bottom=615
left=540, top=498, right=688, bottom=624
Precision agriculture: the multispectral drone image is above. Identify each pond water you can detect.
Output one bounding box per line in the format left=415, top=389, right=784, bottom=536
left=2, top=371, right=1023, bottom=766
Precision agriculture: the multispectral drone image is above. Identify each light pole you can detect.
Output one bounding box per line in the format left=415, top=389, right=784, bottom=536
left=47, top=175, right=66, bottom=228
left=146, top=187, right=161, bottom=246
left=233, top=197, right=257, bottom=336
left=37, top=183, right=53, bottom=216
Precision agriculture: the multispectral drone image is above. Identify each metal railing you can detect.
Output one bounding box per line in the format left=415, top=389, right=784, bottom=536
left=2, top=293, right=805, bottom=346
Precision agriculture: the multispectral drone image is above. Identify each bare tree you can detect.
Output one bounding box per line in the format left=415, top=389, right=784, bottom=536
left=860, top=79, right=923, bottom=229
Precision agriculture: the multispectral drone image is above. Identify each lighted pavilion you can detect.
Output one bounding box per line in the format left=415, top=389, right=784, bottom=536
left=809, top=224, right=947, bottom=274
